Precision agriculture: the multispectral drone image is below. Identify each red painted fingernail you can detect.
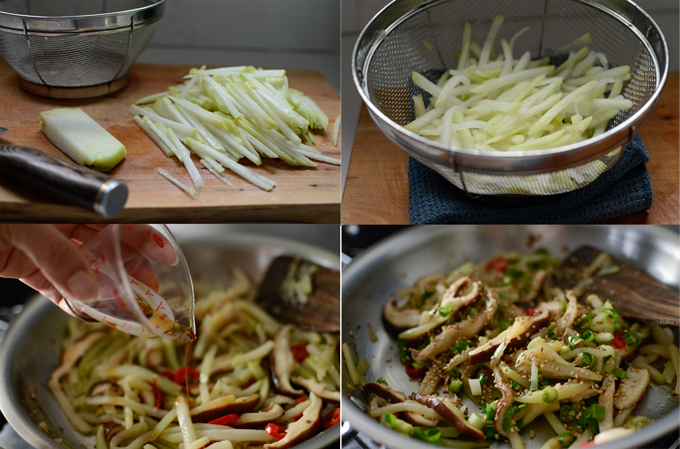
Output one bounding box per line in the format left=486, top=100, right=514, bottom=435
left=153, top=234, right=164, bottom=248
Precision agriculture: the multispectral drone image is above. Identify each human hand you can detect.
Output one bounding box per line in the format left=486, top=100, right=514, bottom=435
left=0, top=224, right=177, bottom=315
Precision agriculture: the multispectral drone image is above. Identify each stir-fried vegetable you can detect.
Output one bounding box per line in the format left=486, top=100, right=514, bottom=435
left=347, top=249, right=676, bottom=448
left=50, top=266, right=340, bottom=448
left=407, top=16, right=632, bottom=152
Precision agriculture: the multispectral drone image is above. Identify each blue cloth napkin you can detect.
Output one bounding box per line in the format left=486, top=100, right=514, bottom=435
left=408, top=134, right=652, bottom=224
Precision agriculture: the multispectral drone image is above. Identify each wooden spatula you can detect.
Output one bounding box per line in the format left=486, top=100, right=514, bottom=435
left=257, top=255, right=340, bottom=332
left=555, top=246, right=679, bottom=326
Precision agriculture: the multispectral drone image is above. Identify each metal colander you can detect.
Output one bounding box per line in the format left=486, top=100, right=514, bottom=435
left=353, top=0, right=669, bottom=196
left=0, top=0, right=164, bottom=98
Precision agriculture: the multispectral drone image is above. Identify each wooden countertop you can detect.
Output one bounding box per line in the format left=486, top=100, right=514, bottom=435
left=0, top=61, right=341, bottom=223
left=342, top=72, right=679, bottom=224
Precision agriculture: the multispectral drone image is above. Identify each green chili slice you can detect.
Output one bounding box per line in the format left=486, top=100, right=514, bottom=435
left=581, top=330, right=596, bottom=342
left=624, top=331, right=642, bottom=346
left=603, top=307, right=621, bottom=319
left=567, top=335, right=582, bottom=350
left=614, top=321, right=629, bottom=332
left=559, top=405, right=578, bottom=423
left=579, top=352, right=595, bottom=370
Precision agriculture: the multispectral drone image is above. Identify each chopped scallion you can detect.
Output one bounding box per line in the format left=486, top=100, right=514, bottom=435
left=558, top=432, right=574, bottom=447
left=603, top=307, right=621, bottom=319
left=412, top=427, right=442, bottom=443
left=449, top=379, right=463, bottom=394
left=541, top=386, right=558, bottom=403
left=613, top=368, right=627, bottom=379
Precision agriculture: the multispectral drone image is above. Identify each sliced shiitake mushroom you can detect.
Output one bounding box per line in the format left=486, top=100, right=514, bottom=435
left=363, top=382, right=438, bottom=427
left=411, top=393, right=485, bottom=442
left=363, top=382, right=407, bottom=402
left=292, top=376, right=340, bottom=402
left=414, top=294, right=498, bottom=361
left=439, top=278, right=480, bottom=311
left=88, top=381, right=122, bottom=397
left=142, top=347, right=163, bottom=369
left=469, top=311, right=550, bottom=365
left=233, top=404, right=285, bottom=428
left=554, top=291, right=578, bottom=335
left=263, top=392, right=323, bottom=449
left=51, top=331, right=107, bottom=382
left=491, top=368, right=513, bottom=438
left=614, top=367, right=650, bottom=410
left=383, top=298, right=421, bottom=329
left=598, top=373, right=616, bottom=432
left=271, top=325, right=304, bottom=396
left=190, top=394, right=260, bottom=422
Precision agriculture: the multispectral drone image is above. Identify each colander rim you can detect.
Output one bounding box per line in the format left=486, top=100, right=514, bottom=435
left=0, top=0, right=164, bottom=20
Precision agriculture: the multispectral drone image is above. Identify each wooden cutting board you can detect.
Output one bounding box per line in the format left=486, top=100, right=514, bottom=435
left=0, top=60, right=341, bottom=223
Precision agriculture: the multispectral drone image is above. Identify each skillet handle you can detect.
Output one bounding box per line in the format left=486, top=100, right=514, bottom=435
left=0, top=145, right=127, bottom=218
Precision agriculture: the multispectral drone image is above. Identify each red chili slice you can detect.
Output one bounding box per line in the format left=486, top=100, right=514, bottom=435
left=322, top=408, right=340, bottom=429
left=485, top=258, right=508, bottom=273
left=579, top=441, right=598, bottom=448
left=159, top=369, right=175, bottom=382
left=612, top=331, right=626, bottom=349
left=526, top=309, right=540, bottom=316
left=242, top=377, right=256, bottom=389
left=208, top=413, right=240, bottom=426
left=291, top=343, right=310, bottom=363
left=151, top=376, right=163, bottom=410
left=265, top=423, right=287, bottom=441
left=174, top=366, right=201, bottom=387
left=405, top=364, right=426, bottom=378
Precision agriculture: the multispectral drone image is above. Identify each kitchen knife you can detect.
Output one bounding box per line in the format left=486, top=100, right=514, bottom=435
left=0, top=127, right=7, bottom=135
left=0, top=145, right=128, bottom=218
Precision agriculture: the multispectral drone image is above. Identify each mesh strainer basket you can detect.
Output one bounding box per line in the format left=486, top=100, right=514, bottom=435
left=353, top=0, right=668, bottom=196
left=0, top=0, right=164, bottom=99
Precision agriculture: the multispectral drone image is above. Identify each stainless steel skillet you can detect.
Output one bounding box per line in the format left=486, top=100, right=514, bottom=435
left=342, top=225, right=680, bottom=449
left=0, top=234, right=341, bottom=449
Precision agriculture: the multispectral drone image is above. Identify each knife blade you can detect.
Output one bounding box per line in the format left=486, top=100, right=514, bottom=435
left=0, top=145, right=128, bottom=218
left=0, top=127, right=7, bottom=135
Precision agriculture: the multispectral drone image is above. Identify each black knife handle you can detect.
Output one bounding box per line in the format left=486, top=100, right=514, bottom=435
left=0, top=145, right=128, bottom=218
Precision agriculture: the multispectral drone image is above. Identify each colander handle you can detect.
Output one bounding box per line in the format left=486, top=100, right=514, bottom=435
left=0, top=145, right=128, bottom=219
